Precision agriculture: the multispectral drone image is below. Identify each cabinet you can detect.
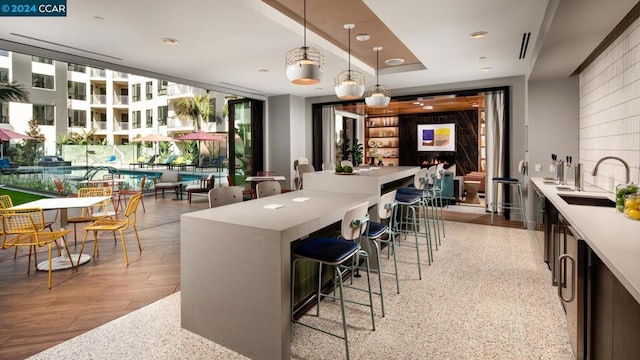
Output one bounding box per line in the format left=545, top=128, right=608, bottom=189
left=589, top=250, right=640, bottom=359
left=365, top=116, right=399, bottom=166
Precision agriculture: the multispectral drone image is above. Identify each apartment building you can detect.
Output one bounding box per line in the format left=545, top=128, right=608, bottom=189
left=0, top=50, right=229, bottom=156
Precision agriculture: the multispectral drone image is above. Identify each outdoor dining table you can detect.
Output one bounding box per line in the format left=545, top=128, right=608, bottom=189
left=8, top=196, right=111, bottom=271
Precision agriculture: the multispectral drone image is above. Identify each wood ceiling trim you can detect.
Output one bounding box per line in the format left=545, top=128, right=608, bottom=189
left=262, top=0, right=421, bottom=69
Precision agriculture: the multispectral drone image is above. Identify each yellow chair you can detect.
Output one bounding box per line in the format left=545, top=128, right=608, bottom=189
left=67, top=187, right=114, bottom=246
left=79, top=193, right=142, bottom=266
left=0, top=194, right=57, bottom=259
left=0, top=208, right=73, bottom=289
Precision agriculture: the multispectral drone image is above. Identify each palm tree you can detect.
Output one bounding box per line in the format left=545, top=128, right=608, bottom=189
left=176, top=94, right=212, bottom=132
left=0, top=81, right=30, bottom=102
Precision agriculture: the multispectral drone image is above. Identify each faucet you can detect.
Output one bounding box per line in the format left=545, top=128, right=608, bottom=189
left=591, top=156, right=630, bottom=184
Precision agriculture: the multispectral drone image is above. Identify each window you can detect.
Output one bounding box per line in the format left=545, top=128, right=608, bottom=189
left=0, top=50, right=8, bottom=57
left=68, top=81, right=86, bottom=100
left=32, top=56, right=53, bottom=64
left=146, top=109, right=153, bottom=127
left=158, top=80, right=168, bottom=96
left=0, top=102, right=8, bottom=123
left=33, top=105, right=55, bottom=125
left=32, top=73, right=54, bottom=89
left=158, top=105, right=168, bottom=126
left=67, top=63, right=86, bottom=73
left=145, top=81, right=153, bottom=100
left=0, top=68, right=8, bottom=82
left=132, top=110, right=141, bottom=128
left=120, top=113, right=128, bottom=122
left=132, top=84, right=140, bottom=102
left=68, top=109, right=87, bottom=127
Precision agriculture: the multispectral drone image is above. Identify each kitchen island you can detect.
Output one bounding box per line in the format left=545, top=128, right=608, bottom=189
left=180, top=190, right=376, bottom=360
left=303, top=166, right=419, bottom=199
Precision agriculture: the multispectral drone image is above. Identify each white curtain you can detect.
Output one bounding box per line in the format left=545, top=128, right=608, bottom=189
left=485, top=91, right=505, bottom=213
left=322, top=105, right=336, bottom=164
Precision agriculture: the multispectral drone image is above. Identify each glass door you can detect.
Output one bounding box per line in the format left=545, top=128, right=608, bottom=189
left=228, top=98, right=264, bottom=189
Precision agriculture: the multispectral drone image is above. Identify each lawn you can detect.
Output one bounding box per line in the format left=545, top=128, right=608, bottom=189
left=0, top=188, right=46, bottom=205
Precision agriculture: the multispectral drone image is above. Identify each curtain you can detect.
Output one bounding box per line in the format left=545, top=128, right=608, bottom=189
left=485, top=91, right=505, bottom=213
left=321, top=105, right=336, bottom=164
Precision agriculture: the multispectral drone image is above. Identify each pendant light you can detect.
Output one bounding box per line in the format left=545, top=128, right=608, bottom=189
left=334, top=24, right=365, bottom=99
left=365, top=46, right=391, bottom=108
left=285, top=0, right=324, bottom=85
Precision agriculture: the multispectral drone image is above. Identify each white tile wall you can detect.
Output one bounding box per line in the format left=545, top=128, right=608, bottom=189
left=580, top=16, right=640, bottom=191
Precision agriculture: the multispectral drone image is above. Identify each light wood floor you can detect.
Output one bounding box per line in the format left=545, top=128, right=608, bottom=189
left=0, top=193, right=523, bottom=360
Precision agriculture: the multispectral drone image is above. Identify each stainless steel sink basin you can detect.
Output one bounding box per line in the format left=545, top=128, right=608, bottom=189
left=558, top=194, right=615, bottom=207
left=556, top=186, right=575, bottom=191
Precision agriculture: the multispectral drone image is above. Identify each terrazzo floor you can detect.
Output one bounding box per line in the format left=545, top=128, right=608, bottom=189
left=28, top=222, right=574, bottom=360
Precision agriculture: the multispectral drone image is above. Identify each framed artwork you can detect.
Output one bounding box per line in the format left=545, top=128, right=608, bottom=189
left=417, top=123, right=455, bottom=151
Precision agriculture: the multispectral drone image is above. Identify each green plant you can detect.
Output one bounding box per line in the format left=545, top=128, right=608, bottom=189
left=0, top=80, right=30, bottom=103
left=176, top=94, right=213, bottom=131
left=351, top=138, right=363, bottom=166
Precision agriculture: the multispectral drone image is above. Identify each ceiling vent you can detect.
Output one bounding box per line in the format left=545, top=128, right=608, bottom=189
left=519, top=32, right=531, bottom=60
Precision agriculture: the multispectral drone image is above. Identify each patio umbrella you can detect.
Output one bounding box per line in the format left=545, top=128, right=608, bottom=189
left=0, top=128, right=35, bottom=159
left=175, top=131, right=225, bottom=166
left=131, top=133, right=175, bottom=158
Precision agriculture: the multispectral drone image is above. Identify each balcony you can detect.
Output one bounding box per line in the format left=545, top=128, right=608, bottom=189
left=113, top=95, right=129, bottom=105
left=92, top=121, right=107, bottom=132
left=112, top=71, right=129, bottom=79
left=91, top=94, right=107, bottom=105
left=114, top=121, right=129, bottom=131
left=91, top=69, right=106, bottom=77
left=167, top=117, right=194, bottom=130
left=166, top=84, right=206, bottom=98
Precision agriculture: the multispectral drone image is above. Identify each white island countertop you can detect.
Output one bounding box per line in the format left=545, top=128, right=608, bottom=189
left=531, top=177, right=640, bottom=304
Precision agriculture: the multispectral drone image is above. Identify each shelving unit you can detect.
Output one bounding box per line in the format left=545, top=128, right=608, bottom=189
left=365, top=116, right=399, bottom=166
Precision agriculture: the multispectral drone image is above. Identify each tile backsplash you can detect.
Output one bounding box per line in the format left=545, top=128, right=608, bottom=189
left=580, top=15, right=640, bottom=191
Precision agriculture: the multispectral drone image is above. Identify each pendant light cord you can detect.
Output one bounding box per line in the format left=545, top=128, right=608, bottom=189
left=375, top=48, right=380, bottom=86
left=303, top=0, right=307, bottom=49
left=347, top=26, right=351, bottom=73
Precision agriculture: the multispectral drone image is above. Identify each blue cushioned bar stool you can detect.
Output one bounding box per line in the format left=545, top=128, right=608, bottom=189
left=364, top=190, right=399, bottom=307
left=291, top=201, right=375, bottom=360
left=490, top=176, right=526, bottom=228
left=397, top=168, right=434, bottom=265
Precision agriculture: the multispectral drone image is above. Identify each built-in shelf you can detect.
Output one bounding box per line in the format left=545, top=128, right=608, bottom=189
left=365, top=116, right=399, bottom=166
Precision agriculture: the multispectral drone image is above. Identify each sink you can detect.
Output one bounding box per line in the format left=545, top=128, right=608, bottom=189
left=556, top=186, right=575, bottom=191
left=558, top=194, right=615, bottom=207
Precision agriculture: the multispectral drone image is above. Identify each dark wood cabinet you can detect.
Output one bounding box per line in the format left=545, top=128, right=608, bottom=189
left=588, top=251, right=640, bottom=359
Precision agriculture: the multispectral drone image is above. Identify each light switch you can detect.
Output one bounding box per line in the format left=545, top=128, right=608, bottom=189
left=549, top=164, right=555, bottom=172
left=535, top=164, right=542, bottom=172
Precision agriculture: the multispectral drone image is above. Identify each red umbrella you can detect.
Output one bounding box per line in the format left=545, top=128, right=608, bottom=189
left=176, top=131, right=226, bottom=169
left=0, top=128, right=34, bottom=158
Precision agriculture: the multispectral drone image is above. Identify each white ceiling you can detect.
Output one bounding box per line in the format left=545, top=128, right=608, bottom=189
left=0, top=0, right=636, bottom=99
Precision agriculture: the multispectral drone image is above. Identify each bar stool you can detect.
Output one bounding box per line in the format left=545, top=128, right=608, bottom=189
left=364, top=190, right=400, bottom=298
left=291, top=201, right=375, bottom=360
left=490, top=177, right=526, bottom=228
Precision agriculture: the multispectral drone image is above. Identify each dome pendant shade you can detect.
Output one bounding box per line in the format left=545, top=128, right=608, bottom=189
left=334, top=23, right=365, bottom=99
left=335, top=70, right=365, bottom=99
left=286, top=47, right=324, bottom=84
left=285, top=0, right=324, bottom=85
left=365, top=85, right=391, bottom=108
left=365, top=46, right=390, bottom=108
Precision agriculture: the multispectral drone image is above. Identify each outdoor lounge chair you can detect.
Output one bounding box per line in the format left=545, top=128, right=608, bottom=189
left=154, top=172, right=182, bottom=199
left=185, top=173, right=215, bottom=203
left=143, top=155, right=157, bottom=168
left=151, top=154, right=177, bottom=169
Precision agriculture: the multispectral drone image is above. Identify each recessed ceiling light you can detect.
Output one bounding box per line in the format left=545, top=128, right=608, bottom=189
left=413, top=101, right=421, bottom=105
left=315, top=87, right=323, bottom=91
left=355, top=34, right=370, bottom=41
left=93, top=16, right=104, bottom=21
left=481, top=67, right=493, bottom=72
left=469, top=31, right=488, bottom=39
left=423, top=105, right=433, bottom=110
left=385, top=58, right=405, bottom=66
left=162, top=38, right=179, bottom=45
left=478, top=56, right=486, bottom=60
left=472, top=103, right=479, bottom=107
left=258, top=69, right=269, bottom=73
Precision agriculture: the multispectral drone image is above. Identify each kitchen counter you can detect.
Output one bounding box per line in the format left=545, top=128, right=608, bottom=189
left=531, top=177, right=640, bottom=304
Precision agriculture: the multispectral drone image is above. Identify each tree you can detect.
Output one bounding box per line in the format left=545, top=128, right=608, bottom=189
left=0, top=81, right=30, bottom=102
left=12, top=118, right=44, bottom=165
left=176, top=94, right=212, bottom=132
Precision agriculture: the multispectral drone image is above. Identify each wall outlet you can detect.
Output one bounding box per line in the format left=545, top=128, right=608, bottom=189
left=549, top=164, right=555, bottom=172
left=535, top=164, right=542, bottom=172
